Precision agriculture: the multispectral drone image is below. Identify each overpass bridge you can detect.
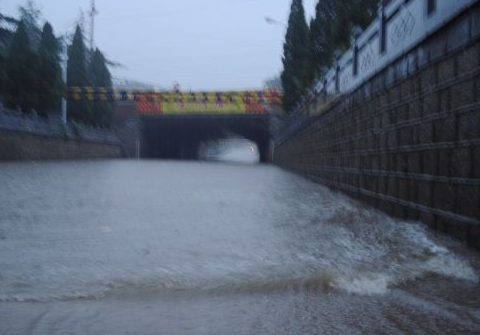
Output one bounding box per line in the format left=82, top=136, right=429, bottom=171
left=65, top=88, right=282, bottom=162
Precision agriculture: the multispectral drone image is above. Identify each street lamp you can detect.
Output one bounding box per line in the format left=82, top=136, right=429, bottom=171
left=264, top=16, right=287, bottom=28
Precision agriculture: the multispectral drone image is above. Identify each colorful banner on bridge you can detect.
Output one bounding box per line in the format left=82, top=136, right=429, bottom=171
left=134, top=90, right=281, bottom=114
left=65, top=87, right=282, bottom=114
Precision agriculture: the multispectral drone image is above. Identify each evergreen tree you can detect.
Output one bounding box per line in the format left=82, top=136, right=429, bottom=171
left=0, top=49, right=4, bottom=100
left=18, top=1, right=41, bottom=48
left=0, top=13, right=16, bottom=46
left=309, top=0, right=337, bottom=82
left=0, top=13, right=16, bottom=100
left=308, top=0, right=379, bottom=86
left=89, top=48, right=113, bottom=127
left=281, top=0, right=310, bottom=113
left=4, top=20, right=39, bottom=112
left=349, top=0, right=379, bottom=30
left=67, top=25, right=92, bottom=124
left=36, top=22, right=62, bottom=116
left=263, top=75, right=282, bottom=91
left=330, top=0, right=378, bottom=51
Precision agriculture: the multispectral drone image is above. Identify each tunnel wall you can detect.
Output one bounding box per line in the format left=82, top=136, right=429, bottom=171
left=140, top=115, right=271, bottom=162
left=274, top=6, right=480, bottom=248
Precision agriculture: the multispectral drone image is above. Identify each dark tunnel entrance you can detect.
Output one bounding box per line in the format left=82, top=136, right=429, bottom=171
left=140, top=114, right=272, bottom=163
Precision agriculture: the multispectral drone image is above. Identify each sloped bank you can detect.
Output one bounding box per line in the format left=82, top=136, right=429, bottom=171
left=0, top=107, right=122, bottom=161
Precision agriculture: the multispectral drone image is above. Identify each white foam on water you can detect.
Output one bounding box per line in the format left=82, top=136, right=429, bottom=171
left=398, top=223, right=479, bottom=283
left=420, top=253, right=479, bottom=282
left=321, top=205, right=479, bottom=295
left=336, top=273, right=392, bottom=295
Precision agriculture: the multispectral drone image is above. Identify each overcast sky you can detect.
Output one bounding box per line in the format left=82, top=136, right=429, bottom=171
left=1, top=0, right=318, bottom=90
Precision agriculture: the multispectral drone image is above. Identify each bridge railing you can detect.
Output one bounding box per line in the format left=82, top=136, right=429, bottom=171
left=284, top=0, right=477, bottom=123
left=64, top=88, right=282, bottom=115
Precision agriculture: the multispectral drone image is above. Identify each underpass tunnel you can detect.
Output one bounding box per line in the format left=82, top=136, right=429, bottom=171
left=140, top=115, right=271, bottom=163
left=237, top=132, right=271, bottom=163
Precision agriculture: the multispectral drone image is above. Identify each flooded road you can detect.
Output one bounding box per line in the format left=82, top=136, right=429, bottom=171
left=0, top=160, right=479, bottom=334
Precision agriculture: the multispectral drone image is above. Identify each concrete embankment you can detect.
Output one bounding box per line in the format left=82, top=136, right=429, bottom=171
left=0, top=108, right=123, bottom=161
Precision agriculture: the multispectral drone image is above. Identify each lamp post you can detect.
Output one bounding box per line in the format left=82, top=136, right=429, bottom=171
left=264, top=16, right=287, bottom=28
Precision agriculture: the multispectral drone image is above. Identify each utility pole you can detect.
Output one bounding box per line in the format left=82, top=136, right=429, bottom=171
left=89, top=0, right=98, bottom=50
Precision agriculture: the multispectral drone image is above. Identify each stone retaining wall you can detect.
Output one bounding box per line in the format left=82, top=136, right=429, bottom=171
left=0, top=129, right=122, bottom=160
left=0, top=108, right=123, bottom=161
left=274, top=5, right=480, bottom=248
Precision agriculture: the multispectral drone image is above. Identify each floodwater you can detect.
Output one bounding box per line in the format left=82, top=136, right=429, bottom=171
left=0, top=160, right=479, bottom=335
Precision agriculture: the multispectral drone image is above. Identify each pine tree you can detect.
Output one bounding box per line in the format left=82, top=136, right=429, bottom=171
left=263, top=75, right=282, bottom=91
left=36, top=22, right=62, bottom=116
left=67, top=25, right=92, bottom=124
left=18, top=1, right=41, bottom=48
left=309, top=0, right=337, bottom=82
left=308, top=0, right=379, bottom=86
left=0, top=51, right=4, bottom=100
left=329, top=0, right=379, bottom=51
left=0, top=13, right=16, bottom=100
left=0, top=13, right=16, bottom=47
left=4, top=19, right=39, bottom=112
left=89, top=48, right=113, bottom=127
left=349, top=0, right=379, bottom=30
left=281, top=0, right=310, bottom=113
